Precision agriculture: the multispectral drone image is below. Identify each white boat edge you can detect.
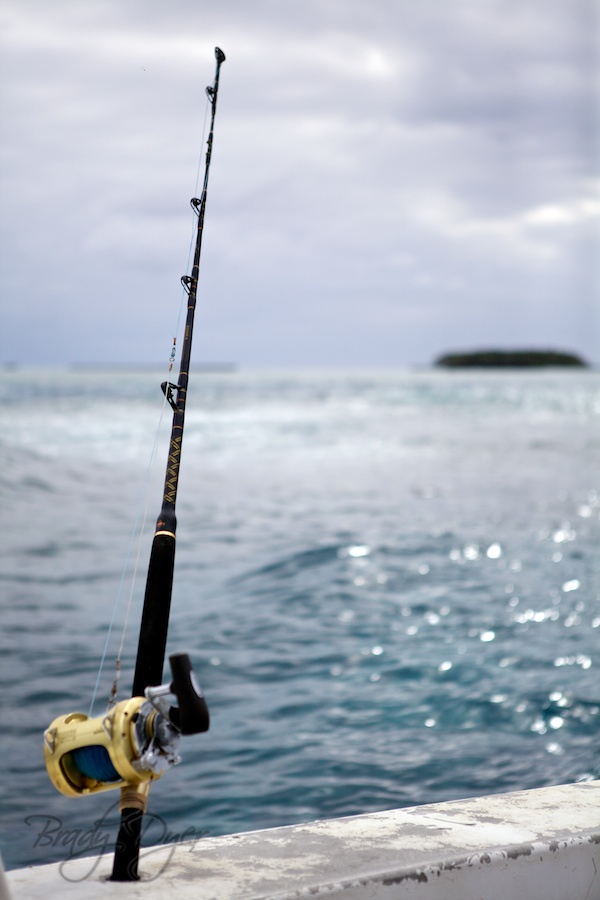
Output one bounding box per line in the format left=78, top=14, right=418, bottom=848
left=4, top=781, right=600, bottom=899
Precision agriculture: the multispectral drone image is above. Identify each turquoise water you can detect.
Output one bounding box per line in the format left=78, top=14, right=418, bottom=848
left=1, top=368, right=598, bottom=869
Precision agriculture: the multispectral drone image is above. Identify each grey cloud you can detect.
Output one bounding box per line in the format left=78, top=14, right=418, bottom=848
left=0, top=0, right=597, bottom=367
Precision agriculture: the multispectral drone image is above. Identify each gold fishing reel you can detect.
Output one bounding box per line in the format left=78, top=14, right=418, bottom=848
left=44, top=653, right=209, bottom=799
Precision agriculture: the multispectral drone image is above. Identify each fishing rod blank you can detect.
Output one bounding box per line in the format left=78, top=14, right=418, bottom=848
left=41, top=46, right=226, bottom=885
left=111, top=45, right=225, bottom=882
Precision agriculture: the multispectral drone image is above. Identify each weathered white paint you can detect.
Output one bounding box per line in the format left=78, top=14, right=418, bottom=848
left=0, top=858, right=11, bottom=900
left=6, top=782, right=600, bottom=899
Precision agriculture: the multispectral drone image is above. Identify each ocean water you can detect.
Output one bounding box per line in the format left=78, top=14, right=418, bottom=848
left=1, top=367, right=598, bottom=870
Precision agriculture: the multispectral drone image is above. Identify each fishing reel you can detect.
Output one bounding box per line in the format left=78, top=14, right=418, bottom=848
left=44, top=654, right=209, bottom=799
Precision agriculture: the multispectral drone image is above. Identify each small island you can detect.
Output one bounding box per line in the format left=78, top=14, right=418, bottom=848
left=435, top=349, right=588, bottom=368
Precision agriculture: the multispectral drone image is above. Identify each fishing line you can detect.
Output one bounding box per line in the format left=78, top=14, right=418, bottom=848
left=174, top=92, right=212, bottom=345
left=88, top=389, right=171, bottom=716
left=89, top=91, right=213, bottom=715
left=108, top=395, right=168, bottom=707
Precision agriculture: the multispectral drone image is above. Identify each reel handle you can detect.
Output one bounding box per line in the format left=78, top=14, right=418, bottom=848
left=167, top=653, right=210, bottom=735
left=144, top=654, right=209, bottom=735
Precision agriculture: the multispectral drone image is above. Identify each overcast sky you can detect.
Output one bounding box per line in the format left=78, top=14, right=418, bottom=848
left=0, top=0, right=598, bottom=367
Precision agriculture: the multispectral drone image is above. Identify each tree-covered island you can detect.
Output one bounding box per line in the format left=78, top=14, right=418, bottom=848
left=435, top=349, right=588, bottom=368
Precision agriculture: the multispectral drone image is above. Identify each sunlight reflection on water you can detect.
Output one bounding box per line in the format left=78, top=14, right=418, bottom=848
left=1, top=368, right=598, bottom=868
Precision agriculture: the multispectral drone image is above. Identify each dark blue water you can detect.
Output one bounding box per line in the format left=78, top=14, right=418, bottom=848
left=1, top=368, right=598, bottom=869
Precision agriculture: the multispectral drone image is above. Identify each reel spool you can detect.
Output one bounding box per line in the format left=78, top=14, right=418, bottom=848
left=44, top=653, right=209, bottom=798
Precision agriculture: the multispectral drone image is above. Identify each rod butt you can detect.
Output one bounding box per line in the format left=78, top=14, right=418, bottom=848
left=110, top=808, right=143, bottom=881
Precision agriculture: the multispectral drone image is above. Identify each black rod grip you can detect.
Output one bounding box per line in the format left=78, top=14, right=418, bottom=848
left=132, top=523, right=176, bottom=696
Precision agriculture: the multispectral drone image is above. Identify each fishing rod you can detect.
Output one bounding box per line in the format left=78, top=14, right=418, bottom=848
left=43, top=46, right=226, bottom=882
